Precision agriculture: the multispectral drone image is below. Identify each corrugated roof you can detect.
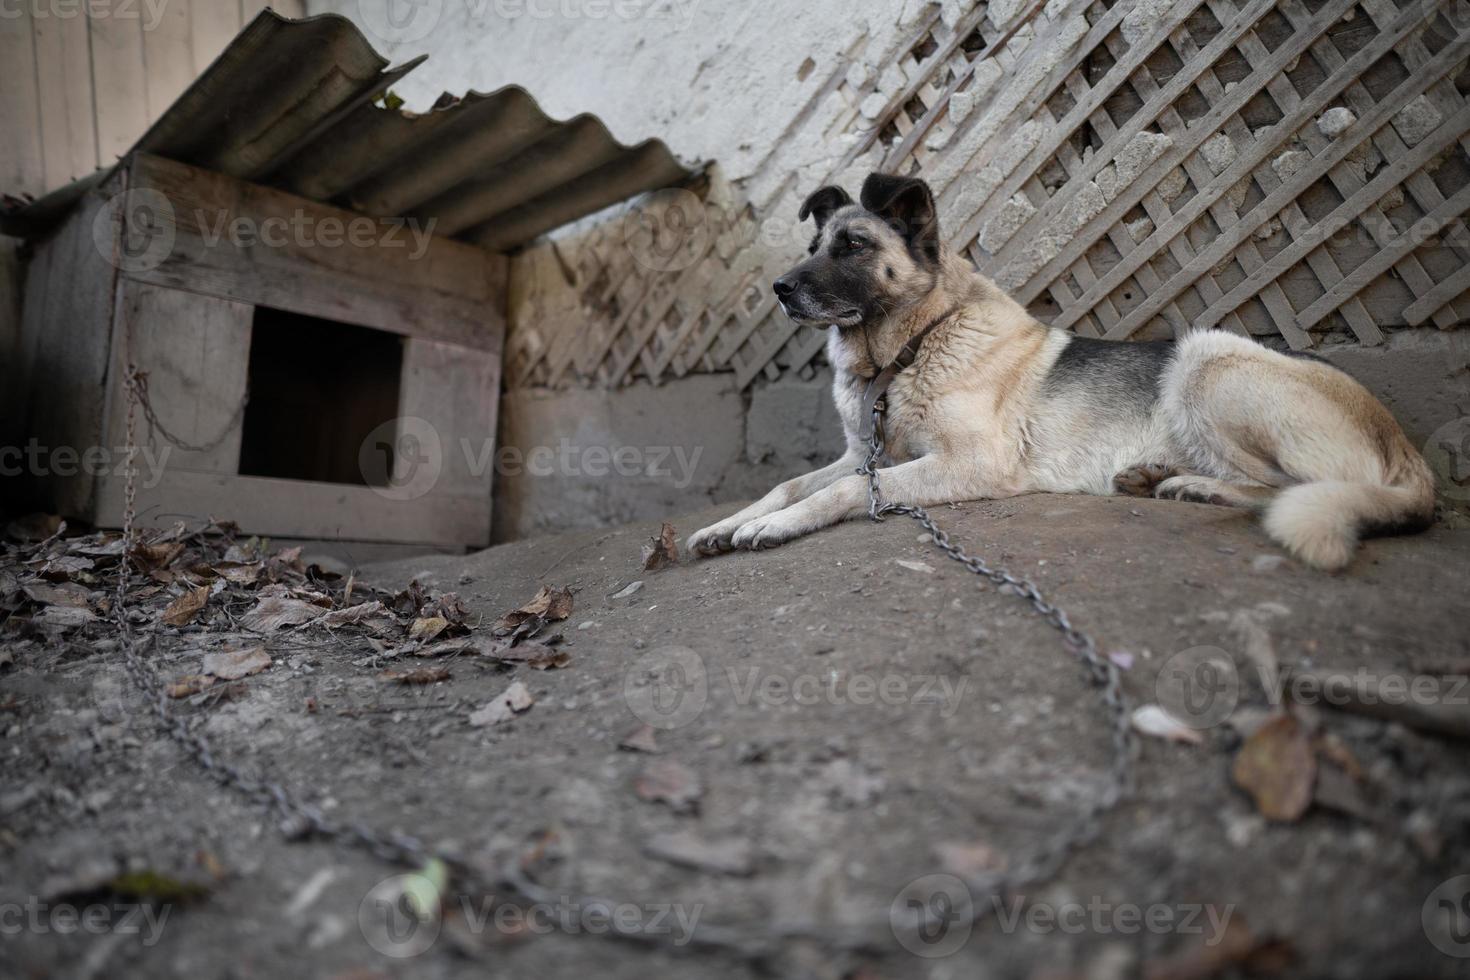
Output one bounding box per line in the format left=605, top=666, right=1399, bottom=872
left=0, top=10, right=698, bottom=250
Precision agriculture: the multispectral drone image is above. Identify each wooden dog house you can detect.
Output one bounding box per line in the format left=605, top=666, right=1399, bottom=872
left=2, top=12, right=694, bottom=551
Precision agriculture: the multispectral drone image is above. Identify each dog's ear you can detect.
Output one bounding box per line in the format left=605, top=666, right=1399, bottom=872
left=860, top=173, right=940, bottom=263
left=798, top=185, right=853, bottom=229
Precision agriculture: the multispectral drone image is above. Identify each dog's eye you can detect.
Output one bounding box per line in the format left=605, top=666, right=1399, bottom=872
left=846, top=237, right=866, bottom=252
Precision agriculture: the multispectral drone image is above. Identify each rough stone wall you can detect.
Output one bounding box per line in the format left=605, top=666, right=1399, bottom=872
left=314, top=0, right=1470, bottom=538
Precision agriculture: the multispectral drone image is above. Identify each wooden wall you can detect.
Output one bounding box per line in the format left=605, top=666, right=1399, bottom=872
left=0, top=0, right=305, bottom=202
left=0, top=1, right=304, bottom=452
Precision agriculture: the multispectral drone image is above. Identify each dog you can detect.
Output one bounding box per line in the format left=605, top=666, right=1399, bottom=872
left=687, top=172, right=1436, bottom=570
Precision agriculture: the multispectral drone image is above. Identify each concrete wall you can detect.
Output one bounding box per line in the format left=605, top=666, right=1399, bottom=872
left=493, top=370, right=846, bottom=540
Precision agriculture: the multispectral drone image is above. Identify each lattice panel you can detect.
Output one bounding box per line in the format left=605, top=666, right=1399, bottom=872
left=504, top=0, right=1470, bottom=391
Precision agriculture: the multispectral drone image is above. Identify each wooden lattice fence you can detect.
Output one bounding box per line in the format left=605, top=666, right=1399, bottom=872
left=504, top=0, right=1470, bottom=390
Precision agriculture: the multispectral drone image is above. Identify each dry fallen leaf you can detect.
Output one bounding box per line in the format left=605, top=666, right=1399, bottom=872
left=1131, top=704, right=1204, bottom=745
left=494, top=586, right=573, bottom=633
left=131, top=541, right=185, bottom=571
left=1231, top=713, right=1316, bottom=821
left=619, top=723, right=659, bottom=753
left=35, top=606, right=96, bottom=629
left=167, top=674, right=217, bottom=699
left=240, top=595, right=327, bottom=632
left=378, top=666, right=451, bottom=685
left=37, top=555, right=94, bottom=580
left=410, top=616, right=449, bottom=642
left=163, top=586, right=210, bottom=627
left=641, top=522, right=679, bottom=571
left=23, top=581, right=92, bottom=608
left=469, top=681, right=534, bottom=727
left=202, top=646, right=271, bottom=680
left=476, top=638, right=570, bottom=670
left=210, top=562, right=261, bottom=586
left=318, top=601, right=387, bottom=627
left=634, top=759, right=703, bottom=814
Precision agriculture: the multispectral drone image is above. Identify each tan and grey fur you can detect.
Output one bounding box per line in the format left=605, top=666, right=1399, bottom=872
left=688, top=173, right=1435, bottom=570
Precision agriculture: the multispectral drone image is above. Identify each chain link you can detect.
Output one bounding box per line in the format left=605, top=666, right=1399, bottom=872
left=857, top=404, right=1135, bottom=924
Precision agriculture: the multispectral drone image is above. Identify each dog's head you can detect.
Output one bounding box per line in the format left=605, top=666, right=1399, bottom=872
left=772, top=173, right=942, bottom=329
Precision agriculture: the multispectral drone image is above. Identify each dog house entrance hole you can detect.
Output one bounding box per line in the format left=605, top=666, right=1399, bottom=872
left=238, top=307, right=403, bottom=486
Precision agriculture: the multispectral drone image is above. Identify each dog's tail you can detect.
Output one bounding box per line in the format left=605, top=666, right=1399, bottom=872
left=1262, top=462, right=1435, bottom=571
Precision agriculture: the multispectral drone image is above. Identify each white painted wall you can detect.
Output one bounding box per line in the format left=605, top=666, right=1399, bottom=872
left=307, top=0, right=930, bottom=181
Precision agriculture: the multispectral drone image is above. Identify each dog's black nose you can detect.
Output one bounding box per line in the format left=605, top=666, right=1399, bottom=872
left=772, top=276, right=796, bottom=299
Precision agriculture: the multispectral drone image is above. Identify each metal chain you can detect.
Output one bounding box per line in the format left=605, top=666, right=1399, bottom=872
left=107, top=362, right=762, bottom=955
left=856, top=403, right=1135, bottom=928
left=102, top=361, right=1133, bottom=961
left=127, top=368, right=249, bottom=455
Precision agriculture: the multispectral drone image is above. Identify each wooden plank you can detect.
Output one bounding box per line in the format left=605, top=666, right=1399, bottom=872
left=0, top=6, right=45, bottom=198
left=14, top=184, right=120, bottom=518
left=93, top=470, right=490, bottom=546
left=126, top=154, right=507, bottom=351
left=1291, top=181, right=1470, bottom=333
left=143, top=0, right=198, bottom=124
left=1086, top=10, right=1470, bottom=338
left=90, top=7, right=150, bottom=166
left=1404, top=264, right=1470, bottom=326
left=1164, top=103, right=1470, bottom=340
left=102, top=280, right=253, bottom=476
left=1037, top=0, right=1370, bottom=315
left=192, top=0, right=243, bottom=76
left=398, top=338, right=501, bottom=515
left=952, top=0, right=1221, bottom=264
left=32, top=8, right=100, bottom=190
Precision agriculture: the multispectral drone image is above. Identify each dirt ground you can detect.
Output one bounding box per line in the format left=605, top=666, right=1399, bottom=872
left=3, top=493, right=1469, bottom=979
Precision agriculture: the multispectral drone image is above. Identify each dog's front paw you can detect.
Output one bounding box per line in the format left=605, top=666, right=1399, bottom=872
left=731, top=514, right=801, bottom=551
left=687, top=520, right=740, bottom=557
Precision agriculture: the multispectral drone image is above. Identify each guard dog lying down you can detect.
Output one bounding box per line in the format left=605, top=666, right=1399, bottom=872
left=688, top=172, right=1435, bottom=570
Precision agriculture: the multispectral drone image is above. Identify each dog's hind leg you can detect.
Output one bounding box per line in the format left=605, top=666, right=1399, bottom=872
left=1163, top=332, right=1435, bottom=570
left=1154, top=474, right=1277, bottom=511
left=1112, top=463, right=1178, bottom=497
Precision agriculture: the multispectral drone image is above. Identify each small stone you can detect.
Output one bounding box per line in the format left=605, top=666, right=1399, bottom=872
left=1393, top=94, right=1442, bottom=147
left=1271, top=149, right=1312, bottom=183
left=1200, top=133, right=1236, bottom=176
left=1125, top=216, right=1154, bottom=243
left=1316, top=106, right=1356, bottom=139
left=948, top=89, right=978, bottom=126
left=1121, top=0, right=1172, bottom=46
left=979, top=193, right=1037, bottom=253
left=859, top=93, right=887, bottom=120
